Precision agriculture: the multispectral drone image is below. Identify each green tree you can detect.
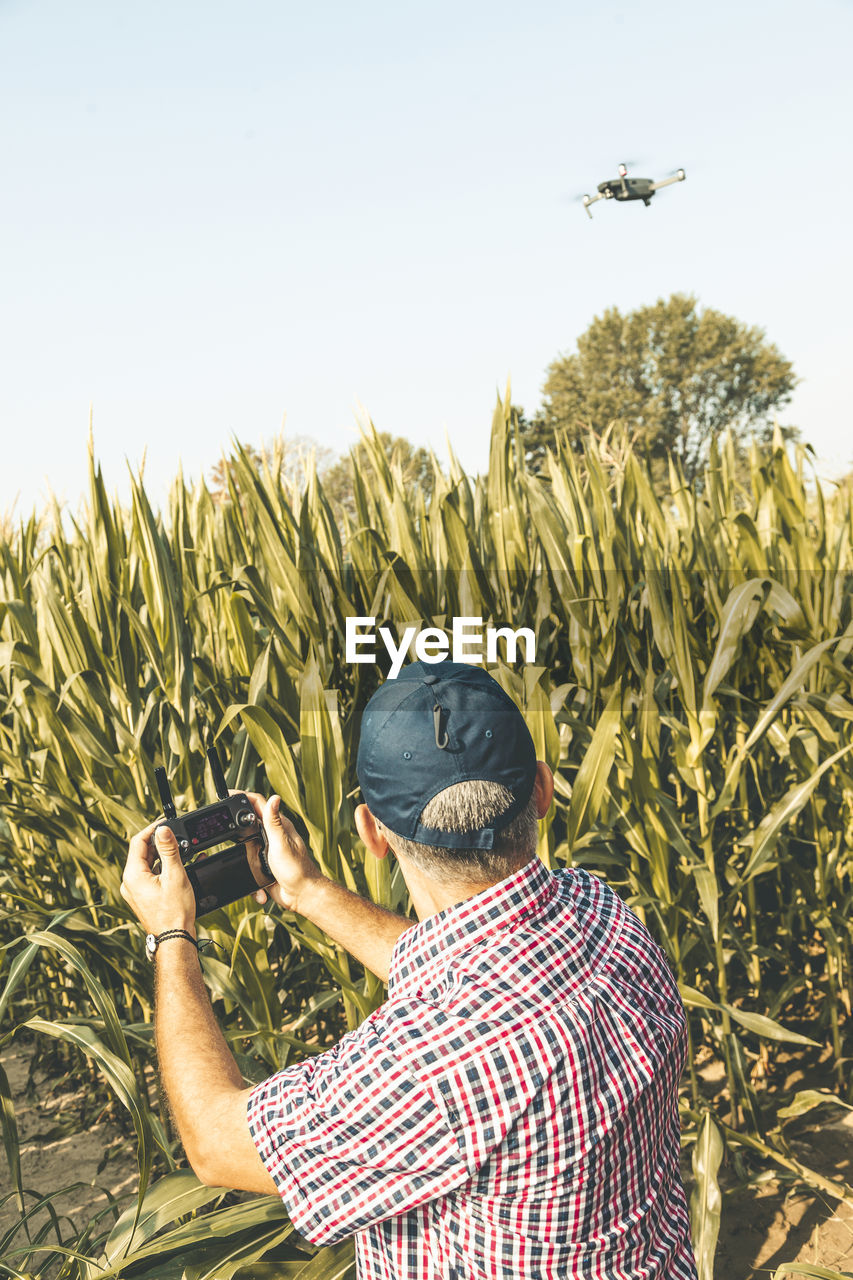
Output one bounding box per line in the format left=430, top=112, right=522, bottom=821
left=526, top=294, right=798, bottom=482
left=208, top=434, right=335, bottom=502
left=322, top=430, right=437, bottom=522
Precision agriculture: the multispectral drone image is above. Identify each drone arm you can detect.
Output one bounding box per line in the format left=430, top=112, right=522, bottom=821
left=649, top=169, right=686, bottom=192
left=582, top=192, right=603, bottom=218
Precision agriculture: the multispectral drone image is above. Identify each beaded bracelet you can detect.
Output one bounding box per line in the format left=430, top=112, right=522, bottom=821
left=144, top=928, right=199, bottom=963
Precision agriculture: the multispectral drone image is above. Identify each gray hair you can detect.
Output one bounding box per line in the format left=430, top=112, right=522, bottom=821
left=382, top=779, right=539, bottom=884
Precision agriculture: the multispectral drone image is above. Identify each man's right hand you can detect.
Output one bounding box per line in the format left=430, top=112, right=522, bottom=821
left=241, top=792, right=324, bottom=915
left=242, top=791, right=413, bottom=981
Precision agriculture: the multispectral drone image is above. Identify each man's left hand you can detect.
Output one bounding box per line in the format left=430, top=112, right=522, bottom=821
left=121, top=821, right=197, bottom=938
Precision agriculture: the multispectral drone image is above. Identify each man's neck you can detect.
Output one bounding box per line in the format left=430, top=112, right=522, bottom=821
left=397, top=852, right=533, bottom=921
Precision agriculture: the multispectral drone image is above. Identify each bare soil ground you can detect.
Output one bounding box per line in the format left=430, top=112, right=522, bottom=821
left=0, top=1042, right=139, bottom=1256
left=2, top=1042, right=853, bottom=1278
left=712, top=1115, right=853, bottom=1278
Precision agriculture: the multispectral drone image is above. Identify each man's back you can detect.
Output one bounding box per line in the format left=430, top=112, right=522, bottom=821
left=249, top=858, right=698, bottom=1279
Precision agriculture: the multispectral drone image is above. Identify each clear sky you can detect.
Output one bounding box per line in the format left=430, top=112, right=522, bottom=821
left=2, top=0, right=851, bottom=517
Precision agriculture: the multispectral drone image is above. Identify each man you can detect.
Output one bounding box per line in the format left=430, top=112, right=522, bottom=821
left=122, top=661, right=697, bottom=1278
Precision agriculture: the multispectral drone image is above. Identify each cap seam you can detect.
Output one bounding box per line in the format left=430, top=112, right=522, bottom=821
left=363, top=682, right=429, bottom=780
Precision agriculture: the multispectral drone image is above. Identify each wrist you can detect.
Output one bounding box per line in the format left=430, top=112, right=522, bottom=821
left=145, top=927, right=199, bottom=964
left=290, top=871, right=328, bottom=920
left=144, top=919, right=197, bottom=940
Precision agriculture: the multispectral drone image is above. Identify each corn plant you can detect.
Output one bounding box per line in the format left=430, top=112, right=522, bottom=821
left=1, top=402, right=851, bottom=1278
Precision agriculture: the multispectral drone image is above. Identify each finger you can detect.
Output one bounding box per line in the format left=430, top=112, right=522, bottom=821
left=134, top=818, right=163, bottom=841
left=231, top=788, right=264, bottom=803
left=253, top=889, right=268, bottom=905
left=238, top=790, right=267, bottom=821
left=263, top=794, right=302, bottom=847
left=125, top=823, right=160, bottom=873
left=127, top=824, right=157, bottom=858
left=153, top=824, right=185, bottom=882
left=119, top=877, right=138, bottom=913
left=268, top=797, right=306, bottom=849
left=264, top=794, right=284, bottom=827
left=259, top=881, right=287, bottom=910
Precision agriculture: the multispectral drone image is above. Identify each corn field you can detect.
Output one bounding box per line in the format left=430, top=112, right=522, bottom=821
left=1, top=399, right=852, bottom=1279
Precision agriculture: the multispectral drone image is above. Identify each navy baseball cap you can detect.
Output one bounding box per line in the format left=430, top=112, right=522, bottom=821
left=356, top=661, right=538, bottom=850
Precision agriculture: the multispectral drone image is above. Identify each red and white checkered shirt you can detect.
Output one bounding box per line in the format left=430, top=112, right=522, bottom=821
left=248, top=858, right=698, bottom=1278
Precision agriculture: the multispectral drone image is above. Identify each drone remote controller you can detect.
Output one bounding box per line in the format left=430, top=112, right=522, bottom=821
left=154, top=747, right=282, bottom=918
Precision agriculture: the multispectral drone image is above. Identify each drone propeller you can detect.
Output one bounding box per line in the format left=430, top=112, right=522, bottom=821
left=573, top=160, right=686, bottom=219
left=562, top=189, right=595, bottom=210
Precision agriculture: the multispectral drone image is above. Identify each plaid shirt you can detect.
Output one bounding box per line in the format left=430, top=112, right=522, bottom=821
left=248, top=858, right=698, bottom=1279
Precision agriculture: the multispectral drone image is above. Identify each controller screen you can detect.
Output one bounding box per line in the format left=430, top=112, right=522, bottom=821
left=185, top=805, right=233, bottom=843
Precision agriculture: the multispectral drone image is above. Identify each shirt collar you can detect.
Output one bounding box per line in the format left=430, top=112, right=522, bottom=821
left=388, top=856, right=559, bottom=1000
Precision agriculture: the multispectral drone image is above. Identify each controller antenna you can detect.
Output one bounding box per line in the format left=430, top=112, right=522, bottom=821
left=207, top=745, right=229, bottom=800
left=155, top=766, right=177, bottom=820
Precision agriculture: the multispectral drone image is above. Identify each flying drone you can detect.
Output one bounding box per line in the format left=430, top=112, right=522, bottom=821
left=582, top=163, right=685, bottom=218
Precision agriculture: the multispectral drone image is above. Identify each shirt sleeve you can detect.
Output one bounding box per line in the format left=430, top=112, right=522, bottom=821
left=246, top=1008, right=471, bottom=1246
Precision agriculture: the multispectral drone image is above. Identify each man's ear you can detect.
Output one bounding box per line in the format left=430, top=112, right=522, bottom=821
left=355, top=803, right=390, bottom=860
left=533, top=761, right=555, bottom=820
